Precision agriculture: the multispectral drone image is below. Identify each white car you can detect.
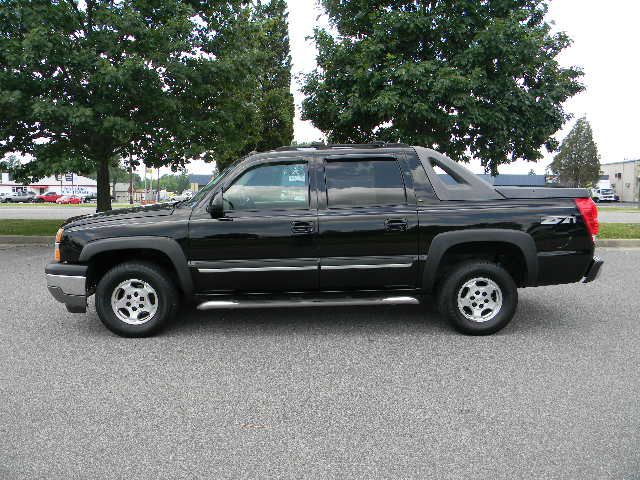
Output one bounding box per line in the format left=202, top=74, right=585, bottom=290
left=172, top=190, right=194, bottom=202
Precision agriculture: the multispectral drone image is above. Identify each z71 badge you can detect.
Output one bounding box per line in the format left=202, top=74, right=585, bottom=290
left=541, top=215, right=576, bottom=225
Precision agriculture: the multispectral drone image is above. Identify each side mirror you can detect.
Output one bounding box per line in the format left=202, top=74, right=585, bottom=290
left=207, top=190, right=224, bottom=218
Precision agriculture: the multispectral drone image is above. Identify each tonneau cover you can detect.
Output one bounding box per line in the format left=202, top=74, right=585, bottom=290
left=495, top=187, right=589, bottom=199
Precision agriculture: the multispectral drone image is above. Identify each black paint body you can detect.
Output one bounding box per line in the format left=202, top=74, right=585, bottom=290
left=58, top=146, right=596, bottom=299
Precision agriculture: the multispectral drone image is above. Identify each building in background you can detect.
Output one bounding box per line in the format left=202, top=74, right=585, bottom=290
left=477, top=174, right=547, bottom=187
left=110, top=182, right=151, bottom=203
left=0, top=172, right=97, bottom=196
left=188, top=174, right=214, bottom=192
left=600, top=160, right=640, bottom=202
left=440, top=173, right=549, bottom=187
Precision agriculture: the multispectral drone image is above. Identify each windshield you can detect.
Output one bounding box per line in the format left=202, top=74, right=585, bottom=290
left=601, top=189, right=613, bottom=194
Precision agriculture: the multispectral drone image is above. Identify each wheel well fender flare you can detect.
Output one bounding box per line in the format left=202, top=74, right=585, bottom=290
left=79, top=236, right=193, bottom=295
left=422, top=229, right=538, bottom=291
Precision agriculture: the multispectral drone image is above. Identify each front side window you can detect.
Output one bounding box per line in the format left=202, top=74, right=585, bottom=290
left=224, top=162, right=308, bottom=211
left=325, top=159, right=406, bottom=208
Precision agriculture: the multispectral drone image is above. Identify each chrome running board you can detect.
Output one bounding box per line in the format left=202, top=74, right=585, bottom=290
left=196, top=294, right=421, bottom=311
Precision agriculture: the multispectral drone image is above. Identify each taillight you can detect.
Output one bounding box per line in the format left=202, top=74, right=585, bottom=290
left=575, top=197, right=599, bottom=237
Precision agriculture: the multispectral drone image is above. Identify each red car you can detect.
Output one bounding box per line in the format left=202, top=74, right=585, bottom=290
left=56, top=195, right=82, bottom=204
left=35, top=191, right=63, bottom=203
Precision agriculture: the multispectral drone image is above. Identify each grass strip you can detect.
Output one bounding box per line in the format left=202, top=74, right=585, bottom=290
left=0, top=203, right=138, bottom=208
left=598, top=223, right=640, bottom=239
left=0, top=219, right=66, bottom=236
left=1, top=219, right=638, bottom=239
left=597, top=206, right=640, bottom=213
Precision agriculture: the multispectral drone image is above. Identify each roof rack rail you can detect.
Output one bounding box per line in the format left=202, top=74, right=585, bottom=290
left=273, top=142, right=410, bottom=152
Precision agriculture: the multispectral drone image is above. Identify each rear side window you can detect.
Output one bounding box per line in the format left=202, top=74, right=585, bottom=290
left=325, top=159, right=406, bottom=208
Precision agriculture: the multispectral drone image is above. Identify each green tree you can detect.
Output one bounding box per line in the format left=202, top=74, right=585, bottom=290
left=159, top=172, right=191, bottom=193
left=1, top=154, right=21, bottom=174
left=550, top=117, right=600, bottom=187
left=0, top=0, right=262, bottom=211
left=250, top=0, right=294, bottom=154
left=302, top=0, right=584, bottom=175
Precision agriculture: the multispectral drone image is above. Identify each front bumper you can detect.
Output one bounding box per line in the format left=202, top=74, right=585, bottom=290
left=45, top=263, right=88, bottom=313
left=582, top=256, right=604, bottom=283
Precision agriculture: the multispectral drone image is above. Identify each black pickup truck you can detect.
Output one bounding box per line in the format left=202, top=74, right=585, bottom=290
left=45, top=144, right=603, bottom=337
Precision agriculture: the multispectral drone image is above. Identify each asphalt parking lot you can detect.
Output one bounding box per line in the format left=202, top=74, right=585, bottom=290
left=1, top=246, right=639, bottom=479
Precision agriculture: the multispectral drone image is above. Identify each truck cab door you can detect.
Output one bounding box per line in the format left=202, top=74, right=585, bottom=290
left=188, top=156, right=319, bottom=293
left=316, top=153, right=420, bottom=290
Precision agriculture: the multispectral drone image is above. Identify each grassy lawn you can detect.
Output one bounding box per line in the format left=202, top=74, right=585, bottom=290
left=0, top=219, right=66, bottom=236
left=598, top=223, right=640, bottom=239
left=597, top=206, right=640, bottom=213
left=0, top=202, right=139, bottom=208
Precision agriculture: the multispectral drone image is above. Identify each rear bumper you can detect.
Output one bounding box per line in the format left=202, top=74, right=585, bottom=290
left=45, top=263, right=88, bottom=313
left=582, top=256, right=604, bottom=283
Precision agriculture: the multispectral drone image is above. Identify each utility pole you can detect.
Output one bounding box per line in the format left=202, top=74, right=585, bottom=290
left=156, top=168, right=161, bottom=202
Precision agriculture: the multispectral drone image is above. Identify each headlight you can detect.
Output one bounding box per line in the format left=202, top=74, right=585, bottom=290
left=54, top=228, right=63, bottom=262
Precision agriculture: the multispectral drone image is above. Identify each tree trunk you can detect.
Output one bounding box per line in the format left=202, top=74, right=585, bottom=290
left=96, top=159, right=112, bottom=212
left=129, top=161, right=134, bottom=205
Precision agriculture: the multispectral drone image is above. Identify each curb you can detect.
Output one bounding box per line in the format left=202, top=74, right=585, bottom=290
left=0, top=235, right=53, bottom=245
left=596, top=239, right=640, bottom=248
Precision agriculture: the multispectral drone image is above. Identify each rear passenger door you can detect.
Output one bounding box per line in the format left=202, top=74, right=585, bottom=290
left=316, top=153, right=419, bottom=290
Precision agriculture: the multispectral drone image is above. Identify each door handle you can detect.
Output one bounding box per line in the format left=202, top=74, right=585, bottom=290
left=291, top=220, right=315, bottom=235
left=385, top=218, right=408, bottom=232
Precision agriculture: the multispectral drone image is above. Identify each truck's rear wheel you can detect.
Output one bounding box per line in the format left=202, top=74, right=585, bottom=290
left=95, top=262, right=179, bottom=337
left=437, top=261, right=518, bottom=335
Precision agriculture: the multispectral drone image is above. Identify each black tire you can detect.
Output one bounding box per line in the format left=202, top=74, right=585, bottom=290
left=95, top=261, right=179, bottom=337
left=437, top=261, right=518, bottom=335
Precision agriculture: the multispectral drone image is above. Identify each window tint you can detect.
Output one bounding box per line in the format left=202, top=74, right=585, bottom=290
left=224, top=162, right=308, bottom=211
left=325, top=159, right=406, bottom=207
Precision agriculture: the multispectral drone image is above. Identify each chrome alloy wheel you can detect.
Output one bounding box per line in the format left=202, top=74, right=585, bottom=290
left=110, top=278, right=159, bottom=325
left=457, top=277, right=503, bottom=323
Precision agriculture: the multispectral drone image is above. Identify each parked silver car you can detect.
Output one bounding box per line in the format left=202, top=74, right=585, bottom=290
left=0, top=191, right=36, bottom=203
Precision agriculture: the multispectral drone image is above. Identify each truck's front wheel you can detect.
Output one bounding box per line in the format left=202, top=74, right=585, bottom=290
left=95, top=262, right=179, bottom=337
left=437, top=261, right=518, bottom=335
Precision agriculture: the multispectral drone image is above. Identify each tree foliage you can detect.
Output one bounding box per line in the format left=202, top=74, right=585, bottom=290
left=550, top=117, right=600, bottom=187
left=249, top=0, right=294, bottom=154
left=158, top=172, right=191, bottom=193
left=302, top=0, right=584, bottom=174
left=0, top=0, right=265, bottom=210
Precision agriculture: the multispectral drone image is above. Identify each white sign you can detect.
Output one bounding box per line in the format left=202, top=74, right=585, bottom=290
left=61, top=186, right=96, bottom=196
